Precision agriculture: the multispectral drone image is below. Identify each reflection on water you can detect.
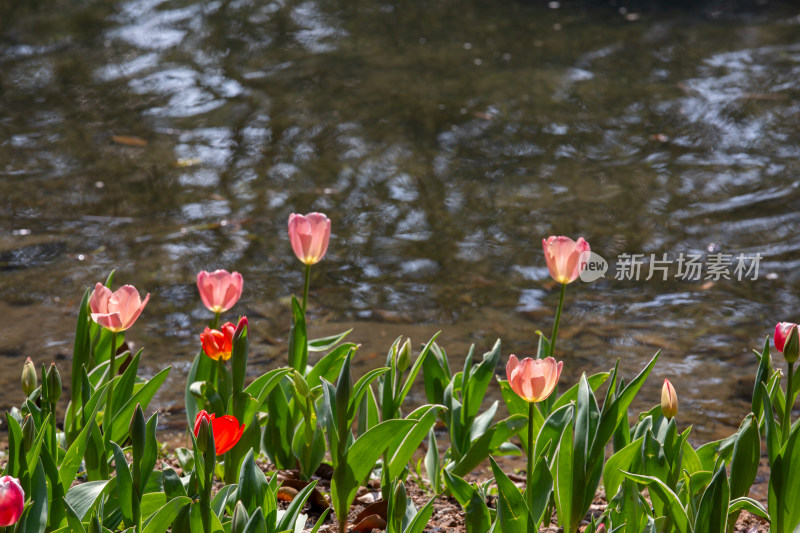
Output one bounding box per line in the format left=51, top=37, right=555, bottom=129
left=1, top=0, right=800, bottom=441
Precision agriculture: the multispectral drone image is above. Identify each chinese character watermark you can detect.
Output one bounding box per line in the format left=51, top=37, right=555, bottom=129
left=579, top=251, right=762, bottom=282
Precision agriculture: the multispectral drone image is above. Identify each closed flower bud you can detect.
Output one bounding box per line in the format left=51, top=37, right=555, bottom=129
left=661, top=379, right=678, bottom=420
left=231, top=501, right=249, bottom=533
left=776, top=322, right=800, bottom=365
left=293, top=371, right=309, bottom=398
left=397, top=339, right=411, bottom=373
left=46, top=363, right=62, bottom=404
left=195, top=415, right=212, bottom=455
left=21, top=415, right=35, bottom=451
left=21, top=357, right=37, bottom=397
left=130, top=404, right=146, bottom=461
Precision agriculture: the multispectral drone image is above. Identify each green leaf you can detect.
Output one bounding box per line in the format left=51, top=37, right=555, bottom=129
left=111, top=442, right=135, bottom=525
left=64, top=500, right=86, bottom=533
left=603, top=436, right=645, bottom=500
left=243, top=508, right=267, bottom=533
left=489, top=456, right=530, bottom=533
left=65, top=479, right=113, bottom=520
left=308, top=330, right=352, bottom=352
left=59, top=413, right=96, bottom=491
left=140, top=492, right=167, bottom=521
left=330, top=419, right=416, bottom=527
left=70, top=288, right=92, bottom=425
left=534, top=403, right=574, bottom=462
left=449, top=415, right=526, bottom=477
left=211, top=484, right=237, bottom=518
left=305, top=344, right=354, bottom=389
left=348, top=367, right=391, bottom=422
left=387, top=405, right=444, bottom=480
left=769, top=417, right=800, bottom=533
left=141, top=496, right=192, bottom=533
left=694, top=465, right=729, bottom=533
left=442, top=471, right=491, bottom=533
left=752, top=336, right=772, bottom=419
left=621, top=470, right=690, bottom=533
left=422, top=343, right=451, bottom=405
left=728, top=497, right=769, bottom=521
left=551, top=372, right=610, bottom=412
left=464, top=339, right=501, bottom=420
left=276, top=481, right=318, bottom=531
left=404, top=496, right=436, bottom=533
left=237, top=449, right=268, bottom=516
left=553, top=417, right=576, bottom=533
left=231, top=319, right=249, bottom=394
left=110, top=366, right=171, bottom=443
left=527, top=448, right=554, bottom=528
left=21, top=460, right=48, bottom=533
left=590, top=351, right=660, bottom=462
left=425, top=429, right=441, bottom=494
left=397, top=333, right=440, bottom=410
left=729, top=413, right=759, bottom=500
left=185, top=351, right=213, bottom=426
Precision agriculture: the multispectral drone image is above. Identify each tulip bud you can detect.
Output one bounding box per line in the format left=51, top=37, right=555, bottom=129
left=196, top=417, right=211, bottom=455
left=46, top=363, right=62, bottom=404
left=21, top=415, right=35, bottom=451
left=231, top=501, right=249, bottom=533
left=397, top=339, right=411, bottom=373
left=21, top=358, right=37, bottom=397
left=293, top=371, right=309, bottom=398
left=130, top=404, right=146, bottom=462
left=661, top=379, right=678, bottom=420
left=391, top=482, right=407, bottom=531
left=776, top=322, right=800, bottom=365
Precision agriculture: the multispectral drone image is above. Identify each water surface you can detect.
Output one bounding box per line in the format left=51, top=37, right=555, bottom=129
left=2, top=0, right=800, bottom=441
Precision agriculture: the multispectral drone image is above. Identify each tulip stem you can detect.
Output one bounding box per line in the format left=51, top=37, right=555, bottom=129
left=549, top=283, right=567, bottom=359
left=212, top=311, right=220, bottom=330
left=302, top=263, right=311, bottom=316
left=784, top=362, right=795, bottom=444
left=103, top=331, right=118, bottom=458
left=526, top=400, right=537, bottom=530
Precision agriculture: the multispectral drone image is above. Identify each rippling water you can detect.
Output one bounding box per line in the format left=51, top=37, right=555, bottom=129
left=2, top=0, right=799, bottom=441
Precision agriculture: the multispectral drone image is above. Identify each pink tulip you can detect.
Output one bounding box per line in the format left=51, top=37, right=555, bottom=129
left=197, top=270, right=244, bottom=314
left=542, top=236, right=591, bottom=284
left=0, top=476, right=24, bottom=526
left=506, top=355, right=563, bottom=403
left=288, top=213, right=331, bottom=265
left=89, top=283, right=150, bottom=333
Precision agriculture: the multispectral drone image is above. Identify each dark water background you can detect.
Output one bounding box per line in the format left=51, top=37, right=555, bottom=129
left=2, top=0, right=800, bottom=443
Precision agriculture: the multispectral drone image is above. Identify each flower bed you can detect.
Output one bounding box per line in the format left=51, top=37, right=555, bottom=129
left=1, top=215, right=792, bottom=533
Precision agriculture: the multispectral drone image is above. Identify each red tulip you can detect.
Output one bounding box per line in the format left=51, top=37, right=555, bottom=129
left=506, top=355, right=563, bottom=403
left=288, top=213, right=331, bottom=265
left=200, top=322, right=236, bottom=361
left=542, top=236, right=591, bottom=284
left=661, top=379, right=678, bottom=420
left=776, top=322, right=800, bottom=364
left=193, top=410, right=245, bottom=455
left=197, top=270, right=244, bottom=314
left=0, top=476, right=24, bottom=526
left=89, top=283, right=150, bottom=333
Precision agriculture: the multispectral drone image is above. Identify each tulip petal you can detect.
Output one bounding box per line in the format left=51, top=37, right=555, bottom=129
left=89, top=283, right=112, bottom=314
